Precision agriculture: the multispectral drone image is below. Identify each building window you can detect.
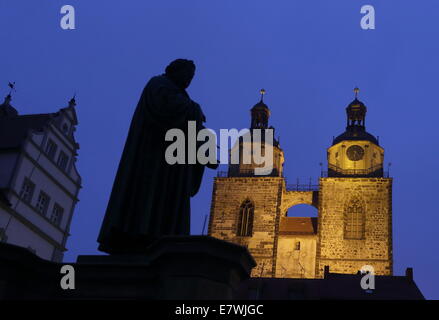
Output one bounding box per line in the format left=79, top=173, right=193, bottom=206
left=57, top=151, right=69, bottom=171
left=36, top=191, right=50, bottom=216
left=50, top=203, right=64, bottom=226
left=45, top=139, right=58, bottom=160
left=19, top=178, right=35, bottom=203
left=0, top=227, right=7, bottom=243
left=295, top=241, right=301, bottom=250
left=237, top=199, right=254, bottom=237
left=344, top=198, right=365, bottom=239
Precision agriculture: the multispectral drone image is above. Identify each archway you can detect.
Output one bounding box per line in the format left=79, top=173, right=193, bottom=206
left=285, top=204, right=318, bottom=217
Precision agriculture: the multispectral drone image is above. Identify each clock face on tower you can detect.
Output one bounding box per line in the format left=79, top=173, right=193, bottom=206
left=346, top=145, right=365, bottom=161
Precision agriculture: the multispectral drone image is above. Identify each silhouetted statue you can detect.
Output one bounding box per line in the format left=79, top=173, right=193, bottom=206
left=97, top=59, right=216, bottom=254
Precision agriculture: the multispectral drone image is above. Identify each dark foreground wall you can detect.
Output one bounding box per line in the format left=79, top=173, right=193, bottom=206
left=0, top=236, right=256, bottom=300
left=237, top=270, right=425, bottom=300
left=0, top=237, right=424, bottom=300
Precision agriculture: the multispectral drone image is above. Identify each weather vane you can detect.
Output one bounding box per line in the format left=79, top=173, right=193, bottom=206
left=8, top=82, right=16, bottom=95
left=354, top=87, right=360, bottom=99
left=260, top=88, right=266, bottom=102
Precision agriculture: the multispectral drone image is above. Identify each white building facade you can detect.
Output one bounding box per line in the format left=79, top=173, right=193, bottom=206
left=0, top=94, right=81, bottom=262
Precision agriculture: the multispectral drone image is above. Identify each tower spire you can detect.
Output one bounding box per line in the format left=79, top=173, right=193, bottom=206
left=0, top=82, right=18, bottom=117
left=250, top=89, right=270, bottom=129
left=68, top=93, right=77, bottom=108
left=346, top=88, right=366, bottom=128
left=4, top=81, right=16, bottom=105
left=8, top=82, right=16, bottom=95
left=260, top=88, right=266, bottom=102
left=354, top=87, right=360, bottom=99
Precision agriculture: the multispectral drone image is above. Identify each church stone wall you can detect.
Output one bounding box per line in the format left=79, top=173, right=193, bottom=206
left=275, top=235, right=316, bottom=278
left=208, top=177, right=283, bottom=277
left=316, top=177, right=393, bottom=277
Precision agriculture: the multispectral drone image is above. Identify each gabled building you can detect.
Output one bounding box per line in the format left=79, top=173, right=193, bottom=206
left=0, top=93, right=81, bottom=262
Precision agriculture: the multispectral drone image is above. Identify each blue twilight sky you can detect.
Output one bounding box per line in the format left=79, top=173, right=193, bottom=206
left=1, top=1, right=438, bottom=299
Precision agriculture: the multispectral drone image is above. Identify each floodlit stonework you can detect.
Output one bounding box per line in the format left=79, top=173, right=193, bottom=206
left=208, top=90, right=393, bottom=279
left=316, top=177, right=392, bottom=277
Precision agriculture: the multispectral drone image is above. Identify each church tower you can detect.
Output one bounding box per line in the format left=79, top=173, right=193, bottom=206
left=316, top=88, right=393, bottom=277
left=227, top=89, right=284, bottom=177
left=208, top=90, right=285, bottom=277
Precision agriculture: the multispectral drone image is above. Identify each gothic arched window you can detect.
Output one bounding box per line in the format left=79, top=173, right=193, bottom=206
left=237, top=199, right=254, bottom=237
left=344, top=198, right=365, bottom=239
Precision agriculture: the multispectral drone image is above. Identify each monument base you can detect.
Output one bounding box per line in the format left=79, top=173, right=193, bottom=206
left=0, top=236, right=256, bottom=300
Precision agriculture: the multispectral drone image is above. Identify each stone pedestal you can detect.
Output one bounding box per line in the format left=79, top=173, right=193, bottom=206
left=0, top=236, right=256, bottom=300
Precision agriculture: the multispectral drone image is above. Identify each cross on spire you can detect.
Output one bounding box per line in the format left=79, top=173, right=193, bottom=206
left=260, top=88, right=266, bottom=102
left=354, top=87, right=360, bottom=99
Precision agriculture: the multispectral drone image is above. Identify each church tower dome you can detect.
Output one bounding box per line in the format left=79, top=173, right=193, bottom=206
left=250, top=89, right=271, bottom=129
left=327, top=88, right=384, bottom=177
left=228, top=89, right=284, bottom=177
left=332, top=87, right=378, bottom=145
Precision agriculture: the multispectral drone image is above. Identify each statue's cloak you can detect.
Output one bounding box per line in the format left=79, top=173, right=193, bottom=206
left=97, top=75, right=206, bottom=254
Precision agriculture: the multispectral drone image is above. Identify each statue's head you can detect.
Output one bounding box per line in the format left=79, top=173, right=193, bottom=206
left=165, top=59, right=196, bottom=90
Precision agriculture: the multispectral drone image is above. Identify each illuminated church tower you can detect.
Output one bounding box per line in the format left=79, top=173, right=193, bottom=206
left=316, top=88, right=393, bottom=276
left=208, top=90, right=286, bottom=277
left=227, top=89, right=284, bottom=177
left=209, top=88, right=393, bottom=279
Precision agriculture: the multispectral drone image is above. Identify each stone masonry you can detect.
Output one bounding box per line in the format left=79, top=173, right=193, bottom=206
left=208, top=177, right=283, bottom=277
left=316, top=177, right=393, bottom=277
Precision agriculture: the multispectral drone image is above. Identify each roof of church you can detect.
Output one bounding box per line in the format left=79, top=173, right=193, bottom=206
left=346, top=97, right=367, bottom=111
left=332, top=126, right=379, bottom=145
left=332, top=92, right=379, bottom=146
left=251, top=100, right=270, bottom=111
left=0, top=113, right=53, bottom=150
left=279, top=217, right=317, bottom=235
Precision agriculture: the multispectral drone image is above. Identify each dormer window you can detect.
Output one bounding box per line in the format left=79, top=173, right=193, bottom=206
left=57, top=151, right=69, bottom=171
left=36, top=191, right=50, bottom=216
left=45, top=139, right=58, bottom=160
left=50, top=203, right=64, bottom=226
left=20, top=178, right=35, bottom=203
